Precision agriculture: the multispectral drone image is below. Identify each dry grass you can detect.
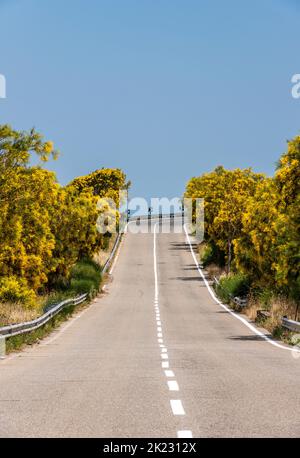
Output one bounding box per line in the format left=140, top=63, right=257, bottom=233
left=244, top=295, right=298, bottom=335
left=205, top=263, right=224, bottom=280
left=243, top=297, right=262, bottom=321
left=269, top=297, right=297, bottom=326
left=0, top=302, right=42, bottom=327
left=94, top=234, right=117, bottom=267
left=198, top=242, right=207, bottom=260
left=197, top=243, right=225, bottom=279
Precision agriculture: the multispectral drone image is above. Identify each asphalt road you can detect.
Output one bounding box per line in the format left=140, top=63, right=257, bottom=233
left=1, top=218, right=300, bottom=438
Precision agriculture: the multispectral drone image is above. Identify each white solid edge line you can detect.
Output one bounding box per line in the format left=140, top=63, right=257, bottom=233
left=177, top=430, right=193, bottom=438
left=170, top=400, right=185, bottom=415
left=183, top=225, right=300, bottom=354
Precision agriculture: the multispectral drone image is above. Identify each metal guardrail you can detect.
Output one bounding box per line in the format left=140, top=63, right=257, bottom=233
left=128, top=212, right=182, bottom=221
left=233, top=297, right=248, bottom=307
left=102, top=233, right=122, bottom=274
left=282, top=317, right=300, bottom=333
left=0, top=293, right=88, bottom=339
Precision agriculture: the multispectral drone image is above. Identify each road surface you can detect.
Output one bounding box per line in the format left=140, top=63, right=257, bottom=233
left=0, top=218, right=300, bottom=438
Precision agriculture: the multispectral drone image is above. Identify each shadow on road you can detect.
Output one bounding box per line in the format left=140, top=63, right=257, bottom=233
left=228, top=334, right=272, bottom=342
left=169, top=242, right=197, bottom=252
left=182, top=266, right=201, bottom=271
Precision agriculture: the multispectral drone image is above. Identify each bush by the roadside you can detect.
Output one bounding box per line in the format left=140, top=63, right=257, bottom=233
left=71, top=258, right=101, bottom=282
left=200, top=242, right=225, bottom=267
left=0, top=276, right=37, bottom=309
left=70, top=279, right=96, bottom=296
left=70, top=259, right=102, bottom=292
left=217, top=272, right=250, bottom=303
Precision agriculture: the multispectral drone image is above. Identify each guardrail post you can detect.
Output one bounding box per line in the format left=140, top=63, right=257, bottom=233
left=0, top=337, right=6, bottom=359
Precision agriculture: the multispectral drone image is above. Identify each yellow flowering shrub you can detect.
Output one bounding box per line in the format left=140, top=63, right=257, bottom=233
left=0, top=125, right=129, bottom=309
left=185, top=134, right=300, bottom=300
left=0, top=276, right=36, bottom=309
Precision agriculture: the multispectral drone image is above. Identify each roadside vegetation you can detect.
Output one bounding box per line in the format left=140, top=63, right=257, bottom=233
left=185, top=134, right=300, bottom=343
left=0, top=124, right=129, bottom=334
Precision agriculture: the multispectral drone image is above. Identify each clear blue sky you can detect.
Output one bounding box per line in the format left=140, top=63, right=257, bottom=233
left=0, top=0, right=300, bottom=200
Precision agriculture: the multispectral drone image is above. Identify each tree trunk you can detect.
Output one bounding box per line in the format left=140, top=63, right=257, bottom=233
left=227, top=239, right=232, bottom=274
left=295, top=303, right=299, bottom=322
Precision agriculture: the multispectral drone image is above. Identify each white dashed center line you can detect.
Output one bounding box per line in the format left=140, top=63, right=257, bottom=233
left=153, top=222, right=193, bottom=438
left=177, top=430, right=193, bottom=438
left=165, top=370, right=175, bottom=377
left=170, top=400, right=185, bottom=416
left=168, top=380, right=179, bottom=391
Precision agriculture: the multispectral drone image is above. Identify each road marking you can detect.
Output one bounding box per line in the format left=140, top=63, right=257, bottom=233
left=154, top=221, right=192, bottom=436
left=168, top=381, right=179, bottom=391
left=153, top=223, right=159, bottom=303
left=177, top=430, right=193, bottom=438
left=165, top=370, right=175, bottom=377
left=183, top=224, right=300, bottom=354
left=170, top=400, right=185, bottom=415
